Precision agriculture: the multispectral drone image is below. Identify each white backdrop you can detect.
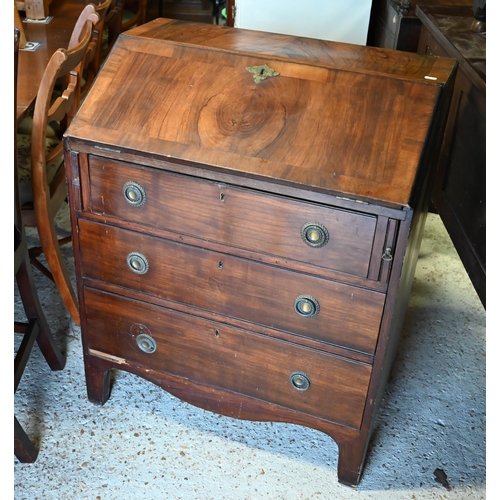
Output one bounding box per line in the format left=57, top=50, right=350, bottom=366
left=234, top=0, right=373, bottom=45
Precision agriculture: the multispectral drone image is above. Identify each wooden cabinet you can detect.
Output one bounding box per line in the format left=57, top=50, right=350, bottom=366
left=63, top=19, right=455, bottom=486
left=416, top=5, right=486, bottom=307
left=367, top=0, right=472, bottom=51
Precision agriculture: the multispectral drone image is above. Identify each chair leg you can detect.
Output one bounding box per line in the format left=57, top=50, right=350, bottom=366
left=33, top=202, right=80, bottom=326
left=14, top=318, right=40, bottom=392
left=14, top=320, right=42, bottom=463
left=14, top=416, right=39, bottom=463
left=16, top=250, right=66, bottom=371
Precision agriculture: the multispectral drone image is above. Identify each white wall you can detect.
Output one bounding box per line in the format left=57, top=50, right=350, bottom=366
left=234, top=0, right=373, bottom=46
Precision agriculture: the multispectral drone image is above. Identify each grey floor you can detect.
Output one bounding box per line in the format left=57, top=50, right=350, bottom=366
left=14, top=211, right=486, bottom=499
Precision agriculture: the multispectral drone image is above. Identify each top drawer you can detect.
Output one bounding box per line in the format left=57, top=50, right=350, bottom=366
left=87, top=156, right=377, bottom=278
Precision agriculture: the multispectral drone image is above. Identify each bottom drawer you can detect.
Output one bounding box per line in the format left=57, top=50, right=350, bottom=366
left=83, top=287, right=372, bottom=430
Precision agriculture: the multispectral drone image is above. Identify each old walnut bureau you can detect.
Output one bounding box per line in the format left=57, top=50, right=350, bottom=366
left=63, top=19, right=455, bottom=486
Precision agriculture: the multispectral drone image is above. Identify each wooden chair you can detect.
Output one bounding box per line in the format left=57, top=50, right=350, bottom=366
left=118, top=0, right=147, bottom=32
left=67, top=4, right=100, bottom=114
left=79, top=0, right=114, bottom=98
left=98, top=0, right=146, bottom=61
left=15, top=28, right=66, bottom=463
left=15, top=0, right=53, bottom=21
left=95, top=0, right=120, bottom=62
left=14, top=6, right=27, bottom=48
left=18, top=14, right=95, bottom=326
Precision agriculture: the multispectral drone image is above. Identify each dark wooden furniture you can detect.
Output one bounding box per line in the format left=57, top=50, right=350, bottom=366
left=416, top=5, right=485, bottom=307
left=367, top=0, right=472, bottom=52
left=76, top=0, right=113, bottom=100
left=16, top=0, right=53, bottom=20
left=63, top=19, right=455, bottom=486
left=16, top=0, right=109, bottom=125
left=15, top=28, right=66, bottom=463
left=20, top=11, right=96, bottom=327
left=117, top=0, right=148, bottom=32
left=154, top=0, right=214, bottom=24
left=67, top=4, right=100, bottom=117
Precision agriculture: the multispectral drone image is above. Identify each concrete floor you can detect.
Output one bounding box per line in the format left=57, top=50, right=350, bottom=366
left=14, top=211, right=486, bottom=499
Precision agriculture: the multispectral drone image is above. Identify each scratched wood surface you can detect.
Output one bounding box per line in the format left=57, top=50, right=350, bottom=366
left=66, top=18, right=456, bottom=206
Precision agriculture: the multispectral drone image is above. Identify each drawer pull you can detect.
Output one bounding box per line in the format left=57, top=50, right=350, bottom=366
left=123, top=181, right=146, bottom=207
left=301, top=222, right=329, bottom=248
left=294, top=295, right=320, bottom=318
left=382, top=247, right=393, bottom=262
left=127, top=252, right=149, bottom=274
left=289, top=372, right=311, bottom=391
left=136, top=333, right=157, bottom=354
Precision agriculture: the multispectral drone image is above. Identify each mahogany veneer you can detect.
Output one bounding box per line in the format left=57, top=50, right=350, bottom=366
left=63, top=19, right=456, bottom=486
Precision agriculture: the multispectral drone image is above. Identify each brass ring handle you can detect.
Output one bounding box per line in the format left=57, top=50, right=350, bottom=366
left=123, top=181, right=146, bottom=207
left=301, top=222, right=329, bottom=248
left=289, top=372, right=311, bottom=391
left=382, top=247, right=393, bottom=262
left=127, top=252, right=149, bottom=274
left=136, top=333, right=157, bottom=354
left=294, top=295, right=320, bottom=318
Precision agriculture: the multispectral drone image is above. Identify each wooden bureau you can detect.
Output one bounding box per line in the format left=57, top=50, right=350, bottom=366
left=63, top=19, right=456, bottom=486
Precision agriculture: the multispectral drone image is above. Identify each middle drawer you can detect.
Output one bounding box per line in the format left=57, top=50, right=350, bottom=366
left=79, top=219, right=385, bottom=354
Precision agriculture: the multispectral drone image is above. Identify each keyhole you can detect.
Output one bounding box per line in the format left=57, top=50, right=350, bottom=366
left=220, top=192, right=225, bottom=202
left=218, top=260, right=223, bottom=269
left=215, top=329, right=220, bottom=337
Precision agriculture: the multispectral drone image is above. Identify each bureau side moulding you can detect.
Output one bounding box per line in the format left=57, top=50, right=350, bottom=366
left=63, top=19, right=456, bottom=487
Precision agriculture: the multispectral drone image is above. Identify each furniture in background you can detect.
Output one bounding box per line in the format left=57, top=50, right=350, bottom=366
left=17, top=8, right=96, bottom=326
left=16, top=0, right=103, bottom=125
left=156, top=0, right=213, bottom=24
left=63, top=19, right=455, bottom=486
left=98, top=0, right=147, bottom=62
left=117, top=0, right=147, bottom=31
left=67, top=4, right=100, bottom=118
left=367, top=0, right=473, bottom=51
left=212, top=0, right=224, bottom=24
left=14, top=7, right=27, bottom=48
left=416, top=4, right=485, bottom=308
left=15, top=28, right=66, bottom=463
left=15, top=0, right=53, bottom=20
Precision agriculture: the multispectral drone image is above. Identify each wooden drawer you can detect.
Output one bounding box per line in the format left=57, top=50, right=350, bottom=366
left=79, top=219, right=385, bottom=354
left=83, top=287, right=372, bottom=430
left=87, top=156, right=378, bottom=279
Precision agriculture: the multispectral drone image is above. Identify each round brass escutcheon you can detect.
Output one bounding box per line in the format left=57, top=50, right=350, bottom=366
left=136, top=333, right=157, bottom=354
left=289, top=371, right=311, bottom=391
left=127, top=252, right=149, bottom=275
left=301, top=222, right=329, bottom=248
left=294, top=295, right=320, bottom=318
left=123, top=181, right=146, bottom=207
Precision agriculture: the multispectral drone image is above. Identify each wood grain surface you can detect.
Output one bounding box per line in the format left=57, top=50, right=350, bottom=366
left=87, top=156, right=378, bottom=279
left=66, top=19, right=456, bottom=206
left=78, top=219, right=386, bottom=354
left=83, top=287, right=372, bottom=430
